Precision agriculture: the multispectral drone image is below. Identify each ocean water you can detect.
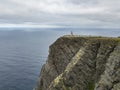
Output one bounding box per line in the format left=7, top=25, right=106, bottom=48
left=0, top=28, right=120, bottom=90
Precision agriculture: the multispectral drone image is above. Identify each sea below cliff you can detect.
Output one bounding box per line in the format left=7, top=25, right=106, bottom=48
left=0, top=28, right=120, bottom=90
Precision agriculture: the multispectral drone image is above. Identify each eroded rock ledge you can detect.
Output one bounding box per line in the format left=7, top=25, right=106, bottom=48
left=35, top=35, right=120, bottom=90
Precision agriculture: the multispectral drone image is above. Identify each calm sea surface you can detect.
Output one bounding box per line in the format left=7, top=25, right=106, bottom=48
left=0, top=28, right=119, bottom=90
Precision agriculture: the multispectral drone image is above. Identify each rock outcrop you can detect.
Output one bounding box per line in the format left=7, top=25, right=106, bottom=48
left=35, top=35, right=120, bottom=90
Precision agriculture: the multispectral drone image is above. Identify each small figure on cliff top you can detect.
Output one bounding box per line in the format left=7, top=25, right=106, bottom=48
left=71, top=31, right=73, bottom=35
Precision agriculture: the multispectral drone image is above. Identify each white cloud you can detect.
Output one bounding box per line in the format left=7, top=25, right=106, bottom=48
left=0, top=23, right=62, bottom=28
left=0, top=0, right=120, bottom=28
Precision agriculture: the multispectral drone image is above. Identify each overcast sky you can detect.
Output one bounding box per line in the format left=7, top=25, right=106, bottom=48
left=0, top=0, right=120, bottom=28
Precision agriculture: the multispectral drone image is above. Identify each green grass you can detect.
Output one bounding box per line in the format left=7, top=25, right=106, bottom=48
left=87, top=82, right=95, bottom=90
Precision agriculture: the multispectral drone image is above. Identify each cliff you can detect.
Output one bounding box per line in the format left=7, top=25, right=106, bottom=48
left=35, top=35, right=120, bottom=90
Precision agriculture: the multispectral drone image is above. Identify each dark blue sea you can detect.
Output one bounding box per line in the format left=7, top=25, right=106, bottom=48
left=0, top=28, right=120, bottom=90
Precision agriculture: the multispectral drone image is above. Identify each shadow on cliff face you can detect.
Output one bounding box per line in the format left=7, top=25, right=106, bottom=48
left=35, top=35, right=120, bottom=90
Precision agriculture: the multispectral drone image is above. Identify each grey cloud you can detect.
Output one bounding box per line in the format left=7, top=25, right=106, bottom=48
left=68, top=0, right=99, bottom=5
left=0, top=0, right=120, bottom=28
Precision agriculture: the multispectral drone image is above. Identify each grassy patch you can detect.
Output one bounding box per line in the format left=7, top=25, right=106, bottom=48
left=87, top=82, right=95, bottom=90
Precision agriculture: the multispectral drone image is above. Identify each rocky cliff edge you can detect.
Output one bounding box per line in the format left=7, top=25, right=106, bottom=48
left=35, top=35, right=120, bottom=90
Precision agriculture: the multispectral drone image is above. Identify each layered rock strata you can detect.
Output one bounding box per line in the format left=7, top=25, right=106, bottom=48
left=35, top=35, right=120, bottom=90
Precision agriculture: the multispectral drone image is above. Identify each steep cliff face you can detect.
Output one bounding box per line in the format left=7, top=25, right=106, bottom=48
left=35, top=35, right=120, bottom=90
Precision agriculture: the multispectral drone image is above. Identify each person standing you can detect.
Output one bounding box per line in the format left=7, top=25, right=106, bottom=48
left=71, top=31, right=73, bottom=35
